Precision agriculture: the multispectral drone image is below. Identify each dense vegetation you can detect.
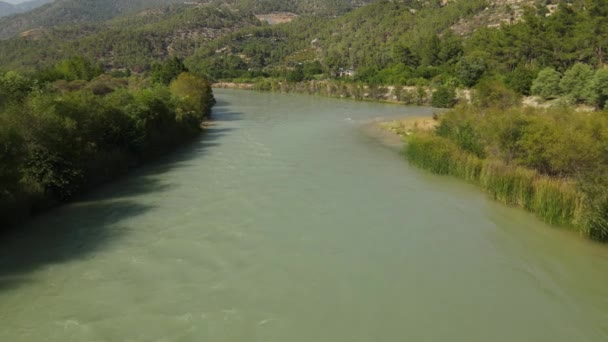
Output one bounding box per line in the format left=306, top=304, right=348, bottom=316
left=0, top=0, right=372, bottom=39
left=187, top=0, right=608, bottom=104
left=3, top=0, right=608, bottom=98
left=0, top=4, right=261, bottom=71
left=405, top=103, right=608, bottom=241
left=0, top=57, right=214, bottom=228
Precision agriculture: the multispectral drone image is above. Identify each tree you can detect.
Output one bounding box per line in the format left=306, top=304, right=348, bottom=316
left=504, top=65, right=536, bottom=95
left=151, top=57, right=188, bottom=85
left=559, top=63, right=594, bottom=103
left=419, top=34, right=441, bottom=67
left=585, top=68, right=608, bottom=108
left=52, top=57, right=103, bottom=81
left=286, top=64, right=305, bottom=83
left=0, top=71, right=32, bottom=106
left=169, top=72, right=214, bottom=122
left=473, top=80, right=521, bottom=110
left=531, top=68, right=562, bottom=99
left=457, top=57, right=486, bottom=88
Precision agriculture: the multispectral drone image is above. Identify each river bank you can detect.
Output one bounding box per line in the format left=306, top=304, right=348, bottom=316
left=214, top=80, right=599, bottom=112
left=214, top=80, right=437, bottom=106
left=0, top=72, right=215, bottom=231
left=374, top=106, right=608, bottom=242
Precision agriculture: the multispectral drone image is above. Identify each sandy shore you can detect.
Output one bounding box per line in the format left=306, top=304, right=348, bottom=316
left=361, top=116, right=438, bottom=150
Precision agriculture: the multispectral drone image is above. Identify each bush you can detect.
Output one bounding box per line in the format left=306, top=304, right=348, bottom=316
left=559, top=63, right=594, bottom=103
left=531, top=67, right=562, bottom=99
left=473, top=80, right=521, bottom=109
left=457, top=57, right=486, bottom=87
left=504, top=65, right=536, bottom=95
left=585, top=68, right=608, bottom=108
left=431, top=86, right=456, bottom=108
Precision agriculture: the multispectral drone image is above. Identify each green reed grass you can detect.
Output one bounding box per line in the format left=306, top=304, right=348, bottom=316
left=405, top=133, right=588, bottom=235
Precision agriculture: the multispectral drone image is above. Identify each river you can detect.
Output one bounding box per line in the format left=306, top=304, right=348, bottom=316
left=1, top=89, right=607, bottom=341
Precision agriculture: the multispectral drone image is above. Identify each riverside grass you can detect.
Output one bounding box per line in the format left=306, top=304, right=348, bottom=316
left=406, top=133, right=587, bottom=235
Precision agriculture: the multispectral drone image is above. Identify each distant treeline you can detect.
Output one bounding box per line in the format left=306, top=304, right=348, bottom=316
left=0, top=57, right=214, bottom=228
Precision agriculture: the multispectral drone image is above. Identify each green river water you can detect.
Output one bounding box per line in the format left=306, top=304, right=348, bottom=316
left=1, top=89, right=608, bottom=341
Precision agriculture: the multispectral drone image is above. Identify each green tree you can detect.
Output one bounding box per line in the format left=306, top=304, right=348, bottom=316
left=559, top=63, right=594, bottom=103
left=585, top=68, right=608, bottom=108
left=473, top=80, right=521, bottom=110
left=151, top=57, right=188, bottom=85
left=169, top=72, right=214, bottom=122
left=286, top=64, right=305, bottom=83
left=457, top=57, right=486, bottom=87
left=53, top=57, right=103, bottom=81
left=531, top=68, right=562, bottom=99
left=504, top=65, right=536, bottom=96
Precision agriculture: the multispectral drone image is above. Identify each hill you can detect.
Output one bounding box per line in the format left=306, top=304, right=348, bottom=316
left=0, top=3, right=261, bottom=71
left=0, top=0, right=51, bottom=18
left=0, top=0, right=190, bottom=39
left=0, top=0, right=374, bottom=39
left=185, top=0, right=606, bottom=90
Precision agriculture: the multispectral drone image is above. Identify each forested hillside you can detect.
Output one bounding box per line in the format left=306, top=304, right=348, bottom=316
left=0, top=0, right=188, bottom=38
left=0, top=0, right=373, bottom=39
left=0, top=4, right=261, bottom=71
left=184, top=1, right=608, bottom=105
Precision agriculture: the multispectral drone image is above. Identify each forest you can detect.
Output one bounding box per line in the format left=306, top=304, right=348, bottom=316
left=187, top=0, right=608, bottom=108
left=0, top=57, right=214, bottom=228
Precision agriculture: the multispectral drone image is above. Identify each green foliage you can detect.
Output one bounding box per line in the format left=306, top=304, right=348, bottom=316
left=531, top=67, right=562, bottom=99
left=46, top=56, right=103, bottom=82
left=473, top=80, right=521, bottom=109
left=286, top=65, right=305, bottom=83
left=152, top=57, right=188, bottom=85
left=0, top=58, right=214, bottom=228
left=457, top=57, right=486, bottom=88
left=431, top=86, right=456, bottom=108
left=504, top=65, right=536, bottom=96
left=0, top=71, right=34, bottom=107
left=0, top=4, right=262, bottom=72
left=169, top=72, right=214, bottom=122
left=559, top=63, right=594, bottom=103
left=586, top=68, right=608, bottom=108
left=406, top=105, right=608, bottom=241
left=436, top=108, right=486, bottom=158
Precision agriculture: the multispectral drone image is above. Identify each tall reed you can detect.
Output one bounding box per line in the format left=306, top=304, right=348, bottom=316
left=405, top=134, right=588, bottom=235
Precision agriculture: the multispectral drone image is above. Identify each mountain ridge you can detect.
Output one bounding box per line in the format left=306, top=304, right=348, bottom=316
left=0, top=0, right=51, bottom=18
left=0, top=0, right=374, bottom=39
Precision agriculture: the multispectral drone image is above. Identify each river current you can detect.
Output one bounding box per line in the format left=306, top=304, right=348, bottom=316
left=1, top=89, right=607, bottom=341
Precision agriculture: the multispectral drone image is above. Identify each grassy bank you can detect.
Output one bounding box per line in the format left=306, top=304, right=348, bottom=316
left=401, top=106, right=608, bottom=242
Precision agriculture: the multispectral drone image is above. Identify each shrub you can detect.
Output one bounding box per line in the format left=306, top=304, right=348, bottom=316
left=559, top=63, right=594, bottom=103
left=531, top=67, right=561, bottom=99
left=473, top=80, right=521, bottom=109
left=431, top=86, right=456, bottom=108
